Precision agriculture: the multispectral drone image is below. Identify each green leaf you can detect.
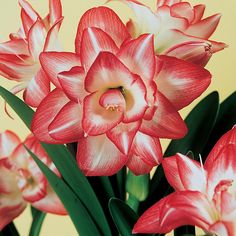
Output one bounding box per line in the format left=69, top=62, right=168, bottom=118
left=202, top=91, right=236, bottom=158
left=109, top=198, right=147, bottom=236
left=140, top=92, right=219, bottom=212
left=25, top=146, right=101, bottom=236
left=29, top=208, right=46, bottom=236
left=0, top=86, right=111, bottom=236
left=0, top=223, right=19, bottom=236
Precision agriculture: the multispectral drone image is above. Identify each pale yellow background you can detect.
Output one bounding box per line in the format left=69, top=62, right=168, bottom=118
left=0, top=0, right=235, bottom=235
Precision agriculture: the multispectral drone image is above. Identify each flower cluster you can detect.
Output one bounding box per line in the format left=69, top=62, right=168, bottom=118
left=0, top=0, right=232, bottom=235
left=134, top=126, right=236, bottom=236
left=0, top=130, right=66, bottom=230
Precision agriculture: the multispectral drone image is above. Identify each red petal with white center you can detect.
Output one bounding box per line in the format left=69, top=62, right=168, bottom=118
left=23, top=68, right=50, bottom=107
left=204, top=126, right=236, bottom=170
left=80, top=27, right=118, bottom=71
left=133, top=191, right=217, bottom=234
left=155, top=55, right=211, bottom=110
left=82, top=91, right=124, bottom=136
left=192, top=5, right=205, bottom=24
left=40, top=52, right=81, bottom=87
left=0, top=159, right=26, bottom=230
left=106, top=121, right=140, bottom=155
left=140, top=91, right=187, bottom=139
left=19, top=0, right=40, bottom=35
left=123, top=75, right=147, bottom=123
left=170, top=2, right=194, bottom=24
left=0, top=54, right=37, bottom=81
left=163, top=154, right=206, bottom=192
left=162, top=155, right=185, bottom=191
left=75, top=6, right=130, bottom=52
left=185, top=14, right=221, bottom=39
left=0, top=38, right=29, bottom=55
left=0, top=131, right=21, bottom=158
left=48, top=101, right=84, bottom=143
left=206, top=144, right=236, bottom=199
left=44, top=17, right=63, bottom=52
left=165, top=41, right=212, bottom=66
left=32, top=185, right=67, bottom=215
left=84, top=51, right=134, bottom=93
left=77, top=134, right=128, bottom=176
left=49, top=0, right=62, bottom=25
left=58, top=66, right=86, bottom=102
left=126, top=154, right=153, bottom=175
left=31, top=88, right=70, bottom=143
left=131, top=131, right=162, bottom=166
left=118, top=34, right=155, bottom=83
left=28, top=20, right=47, bottom=60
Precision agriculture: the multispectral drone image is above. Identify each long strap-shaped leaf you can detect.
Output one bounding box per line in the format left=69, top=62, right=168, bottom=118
left=25, top=146, right=101, bottom=236
left=0, top=86, right=111, bottom=236
left=0, top=223, right=19, bottom=236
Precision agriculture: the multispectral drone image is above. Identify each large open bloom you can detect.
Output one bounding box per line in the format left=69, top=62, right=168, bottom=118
left=31, top=6, right=211, bottom=176
left=134, top=126, right=236, bottom=236
left=0, top=130, right=66, bottom=230
left=107, top=0, right=226, bottom=66
left=0, top=0, right=63, bottom=107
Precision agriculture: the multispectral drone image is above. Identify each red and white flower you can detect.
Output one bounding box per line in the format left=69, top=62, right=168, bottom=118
left=0, top=131, right=67, bottom=230
left=134, top=126, right=236, bottom=236
left=32, top=6, right=211, bottom=176
left=0, top=0, right=63, bottom=107
left=108, top=0, right=226, bottom=66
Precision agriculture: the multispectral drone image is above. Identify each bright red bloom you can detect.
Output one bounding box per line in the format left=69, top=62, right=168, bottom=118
left=133, top=126, right=236, bottom=236
left=0, top=0, right=63, bottom=107
left=32, top=6, right=211, bottom=176
left=0, top=131, right=67, bottom=230
left=108, top=0, right=226, bottom=66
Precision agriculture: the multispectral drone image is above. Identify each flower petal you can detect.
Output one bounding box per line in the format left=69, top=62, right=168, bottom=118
left=58, top=66, right=86, bottom=102
left=80, top=27, right=119, bottom=71
left=23, top=68, right=50, bottom=107
left=133, top=191, right=217, bottom=234
left=31, top=89, right=70, bottom=143
left=106, top=121, right=141, bottom=155
left=204, top=126, right=236, bottom=170
left=155, top=55, right=211, bottom=110
left=117, top=34, right=155, bottom=83
left=0, top=131, right=21, bottom=159
left=126, top=154, right=153, bottom=175
left=32, top=186, right=67, bottom=215
left=75, top=6, right=130, bottom=52
left=84, top=51, right=136, bottom=93
left=39, top=52, right=81, bottom=87
left=48, top=101, right=84, bottom=143
left=156, top=0, right=181, bottom=8
left=28, top=19, right=47, bottom=60
left=140, top=91, right=187, bottom=139
left=0, top=38, right=29, bottom=55
left=185, top=14, right=221, bottom=39
left=165, top=41, right=212, bottom=66
left=192, top=4, right=205, bottom=24
left=49, top=0, right=62, bottom=25
left=163, top=153, right=207, bottom=192
left=77, top=134, right=128, bottom=176
left=82, top=91, right=124, bottom=136
left=0, top=159, right=26, bottom=230
left=131, top=131, right=162, bottom=166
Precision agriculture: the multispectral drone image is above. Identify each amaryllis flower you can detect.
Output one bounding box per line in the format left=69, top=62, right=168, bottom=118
left=134, top=126, right=236, bottom=236
left=0, top=0, right=63, bottom=107
left=31, top=6, right=211, bottom=176
left=108, top=0, right=226, bottom=66
left=0, top=131, right=67, bottom=230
